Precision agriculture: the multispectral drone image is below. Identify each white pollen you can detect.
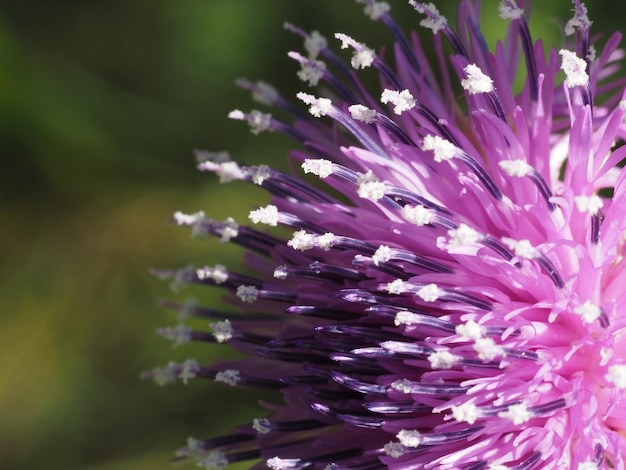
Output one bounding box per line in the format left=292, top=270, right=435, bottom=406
left=402, top=204, right=433, bottom=226
left=577, top=462, right=599, bottom=470
left=559, top=49, right=589, bottom=88
left=498, top=159, right=533, bottom=177
left=383, top=441, right=405, bottom=458
left=316, top=232, right=337, bottom=250
left=304, top=30, right=327, bottom=59
left=396, top=429, right=422, bottom=448
left=196, top=264, right=228, bottom=284
left=220, top=217, right=239, bottom=243
left=267, top=457, right=302, bottom=470
left=456, top=320, right=484, bottom=340
left=373, top=245, right=393, bottom=265
left=251, top=165, right=271, bottom=185
left=273, top=265, right=289, bottom=279
left=215, top=369, right=241, bottom=386
left=197, top=450, right=229, bottom=470
left=574, top=300, right=602, bottom=323
left=565, top=3, right=592, bottom=36
left=156, top=324, right=192, bottom=348
left=574, top=194, right=603, bottom=215
left=334, top=33, right=376, bottom=69
left=236, top=285, right=259, bottom=303
left=391, top=379, right=414, bottom=394
left=358, top=0, right=391, bottom=20
left=461, top=64, right=494, bottom=94
left=488, top=464, right=510, bottom=470
left=179, top=359, right=200, bottom=384
left=606, top=364, right=626, bottom=389
left=380, top=89, right=416, bottom=114
left=215, top=161, right=245, bottom=183
left=422, top=134, right=458, bottom=162
left=474, top=337, right=505, bottom=361
left=498, top=2, right=524, bottom=20
left=249, top=205, right=279, bottom=226
left=409, top=2, right=448, bottom=34
left=386, top=279, right=406, bottom=294
left=428, top=350, right=457, bottom=369
left=451, top=402, right=480, bottom=424
left=349, top=104, right=377, bottom=124
left=173, top=211, right=205, bottom=227
left=501, top=238, right=537, bottom=259
left=302, top=158, right=334, bottom=178
left=209, top=319, right=233, bottom=343
left=417, top=283, right=442, bottom=302
left=357, top=170, right=387, bottom=201
left=447, top=223, right=480, bottom=247
left=227, top=109, right=245, bottom=120
left=289, top=51, right=327, bottom=86
left=296, top=92, right=332, bottom=117
left=288, top=230, right=316, bottom=251
left=394, top=310, right=416, bottom=326
left=498, top=403, right=531, bottom=425
left=247, top=110, right=273, bottom=135
left=252, top=418, right=271, bottom=434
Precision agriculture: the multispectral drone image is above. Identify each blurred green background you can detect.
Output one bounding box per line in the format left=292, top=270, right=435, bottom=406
left=0, top=1, right=620, bottom=469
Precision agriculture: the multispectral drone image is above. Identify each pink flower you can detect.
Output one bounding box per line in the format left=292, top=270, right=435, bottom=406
left=147, top=1, right=626, bottom=468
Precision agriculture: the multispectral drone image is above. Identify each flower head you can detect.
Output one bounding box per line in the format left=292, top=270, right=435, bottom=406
left=148, top=1, right=626, bottom=468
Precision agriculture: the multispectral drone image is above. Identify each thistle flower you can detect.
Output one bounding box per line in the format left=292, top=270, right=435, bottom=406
left=146, top=1, right=626, bottom=468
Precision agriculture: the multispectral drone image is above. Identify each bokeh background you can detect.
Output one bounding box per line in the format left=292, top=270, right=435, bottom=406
left=0, top=1, right=620, bottom=469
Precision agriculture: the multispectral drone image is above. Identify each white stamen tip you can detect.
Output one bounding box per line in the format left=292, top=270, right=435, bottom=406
left=451, top=402, right=480, bottom=424
left=456, top=320, right=484, bottom=340
left=215, top=369, right=241, bottom=386
left=249, top=205, right=280, bottom=226
left=196, top=264, right=228, bottom=284
left=380, top=89, right=416, bottom=114
left=357, top=170, right=387, bottom=201
left=227, top=109, right=245, bottom=120
left=296, top=92, right=332, bottom=117
left=606, top=364, right=626, bottom=389
left=402, top=204, right=433, bottom=226
left=394, top=310, right=416, bottom=326
left=501, top=238, right=537, bottom=259
left=349, top=104, right=377, bottom=124
left=499, top=159, right=533, bottom=177
left=334, top=33, right=376, bottom=69
left=409, top=2, right=448, bottom=34
left=383, top=441, right=405, bottom=458
left=574, top=300, right=602, bottom=324
left=574, top=194, right=603, bottom=215
left=304, top=30, right=327, bottom=59
left=498, top=403, right=531, bottom=425
left=288, top=230, right=316, bottom=251
left=358, top=0, right=391, bottom=20
left=498, top=2, right=524, bottom=20
left=396, top=429, right=422, bottom=448
left=373, top=245, right=393, bottom=265
left=236, top=285, right=259, bottom=303
left=428, top=350, right=458, bottom=369
left=209, top=319, right=233, bottom=343
left=559, top=49, right=589, bottom=88
left=302, top=159, right=334, bottom=178
left=474, top=337, right=505, bottom=361
left=565, top=3, right=592, bottom=36
left=447, top=224, right=480, bottom=247
left=417, top=283, right=442, bottom=302
left=386, top=279, right=406, bottom=294
left=422, top=134, right=458, bottom=162
left=461, top=64, right=494, bottom=94
left=253, top=418, right=271, bottom=434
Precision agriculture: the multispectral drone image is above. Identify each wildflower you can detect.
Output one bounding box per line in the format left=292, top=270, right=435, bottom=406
left=146, top=1, right=626, bottom=468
